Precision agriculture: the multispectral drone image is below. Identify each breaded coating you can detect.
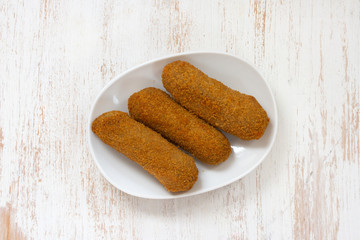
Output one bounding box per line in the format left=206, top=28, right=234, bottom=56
left=128, top=88, right=231, bottom=165
left=91, top=111, right=198, bottom=192
left=162, top=61, right=270, bottom=140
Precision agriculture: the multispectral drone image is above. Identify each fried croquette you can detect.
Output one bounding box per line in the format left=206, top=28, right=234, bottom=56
left=128, top=87, right=231, bottom=165
left=91, top=111, right=198, bottom=192
left=162, top=61, right=270, bottom=140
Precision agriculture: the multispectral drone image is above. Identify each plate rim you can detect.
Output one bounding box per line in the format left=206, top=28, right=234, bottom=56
left=87, top=51, right=278, bottom=199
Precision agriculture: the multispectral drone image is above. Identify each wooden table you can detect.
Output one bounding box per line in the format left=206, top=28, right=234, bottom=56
left=1, top=0, right=359, bottom=239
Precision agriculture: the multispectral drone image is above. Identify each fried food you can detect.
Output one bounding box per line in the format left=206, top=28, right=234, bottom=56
left=128, top=87, right=231, bottom=165
left=91, top=111, right=198, bottom=192
left=162, top=61, right=270, bottom=140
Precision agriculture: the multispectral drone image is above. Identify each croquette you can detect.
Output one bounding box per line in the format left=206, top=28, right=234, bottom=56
left=91, top=111, right=198, bottom=192
left=128, top=87, right=231, bottom=165
left=162, top=61, right=270, bottom=140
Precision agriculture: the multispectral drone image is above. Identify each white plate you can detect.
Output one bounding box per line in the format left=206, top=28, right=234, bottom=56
left=88, top=52, right=278, bottom=199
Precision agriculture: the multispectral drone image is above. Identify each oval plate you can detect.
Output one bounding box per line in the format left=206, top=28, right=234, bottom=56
left=88, top=52, right=278, bottom=199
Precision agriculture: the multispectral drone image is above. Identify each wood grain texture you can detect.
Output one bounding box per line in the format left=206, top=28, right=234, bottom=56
left=0, top=0, right=359, bottom=239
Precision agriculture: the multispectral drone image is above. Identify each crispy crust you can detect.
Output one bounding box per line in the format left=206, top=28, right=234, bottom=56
left=162, top=61, right=270, bottom=140
left=128, top=87, right=231, bottom=165
left=91, top=111, right=198, bottom=192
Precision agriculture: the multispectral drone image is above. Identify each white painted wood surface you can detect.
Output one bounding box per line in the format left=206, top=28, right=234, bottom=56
left=1, top=0, right=359, bottom=239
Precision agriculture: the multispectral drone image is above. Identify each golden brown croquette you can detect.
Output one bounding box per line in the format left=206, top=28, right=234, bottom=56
left=91, top=111, right=198, bottom=192
left=128, top=87, right=231, bottom=165
left=162, top=61, right=270, bottom=140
